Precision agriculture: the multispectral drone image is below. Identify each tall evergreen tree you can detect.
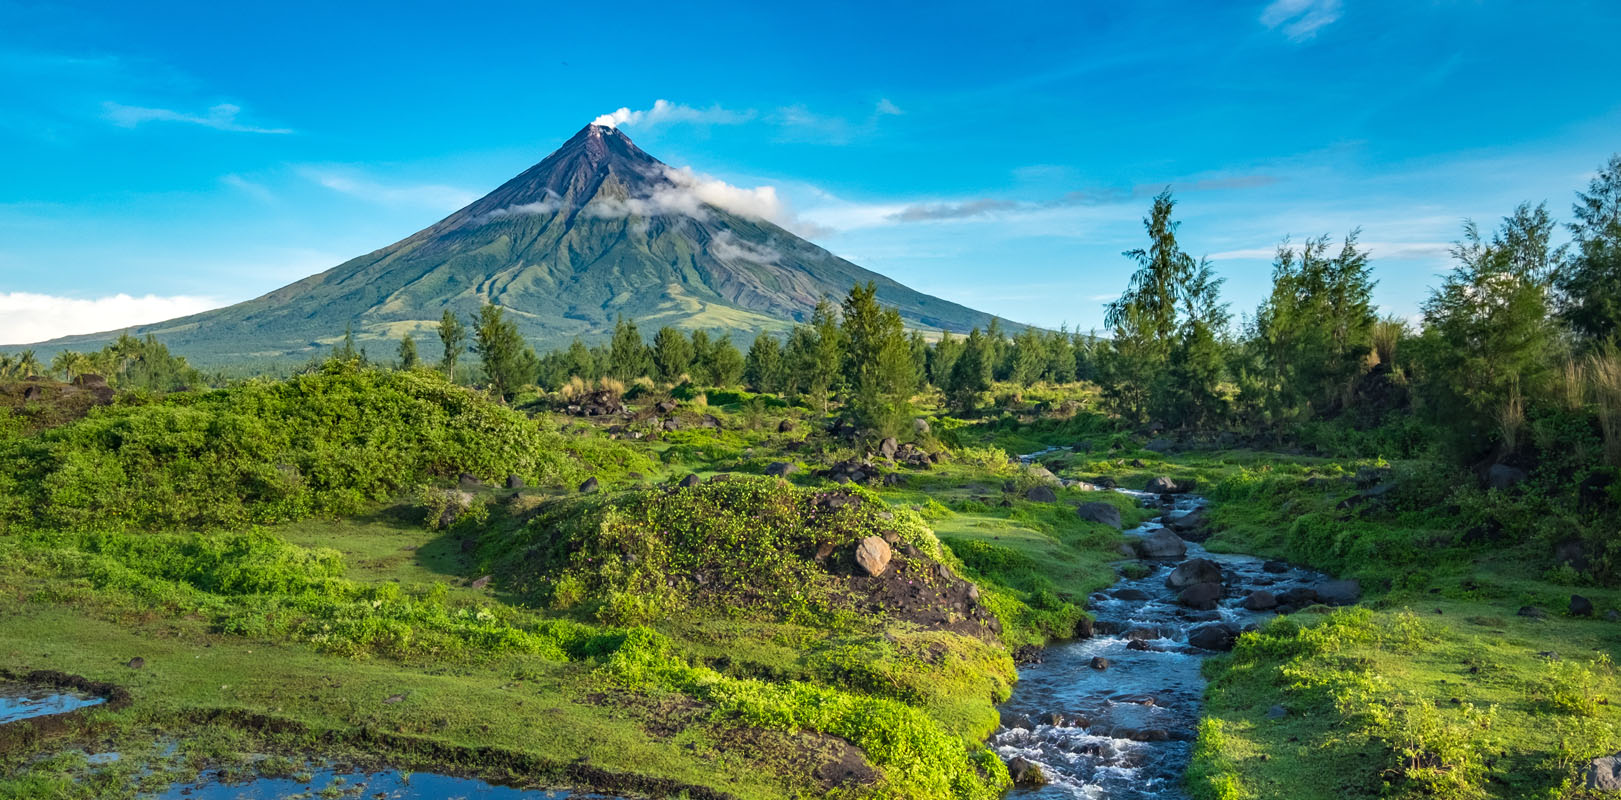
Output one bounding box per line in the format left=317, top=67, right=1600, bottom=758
left=1419, top=203, right=1565, bottom=457
left=1558, top=154, right=1621, bottom=348
left=688, top=330, right=714, bottom=384
left=948, top=328, right=992, bottom=412
left=437, top=309, right=468, bottom=379
left=608, top=317, right=651, bottom=380
left=928, top=331, right=963, bottom=389
left=707, top=337, right=745, bottom=387
left=651, top=326, right=694, bottom=383
left=1101, top=191, right=1194, bottom=422
left=398, top=334, right=420, bottom=369
left=839, top=282, right=916, bottom=434
left=743, top=332, right=785, bottom=393
left=473, top=304, right=534, bottom=401
left=790, top=298, right=843, bottom=414
left=1164, top=257, right=1231, bottom=427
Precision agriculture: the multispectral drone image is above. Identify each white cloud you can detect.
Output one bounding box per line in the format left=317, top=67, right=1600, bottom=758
left=875, top=98, right=903, bottom=116
left=102, top=101, right=292, bottom=134
left=708, top=231, right=783, bottom=265
left=1208, top=240, right=1451, bottom=261
left=1260, top=0, right=1343, bottom=41
left=583, top=165, right=832, bottom=238
left=475, top=191, right=565, bottom=223
left=592, top=99, right=753, bottom=129
left=221, top=173, right=274, bottom=202
left=299, top=167, right=477, bottom=211
left=0, top=292, right=221, bottom=345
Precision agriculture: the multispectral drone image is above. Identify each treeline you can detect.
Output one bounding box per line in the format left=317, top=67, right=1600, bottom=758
left=2, top=334, right=206, bottom=392
left=1090, top=155, right=1621, bottom=468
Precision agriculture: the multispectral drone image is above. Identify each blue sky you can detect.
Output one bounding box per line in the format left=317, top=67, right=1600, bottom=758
left=2, top=0, right=1619, bottom=344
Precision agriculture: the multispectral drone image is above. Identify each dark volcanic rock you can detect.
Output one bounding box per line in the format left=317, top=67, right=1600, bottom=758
left=577, top=477, right=599, bottom=494
left=1188, top=622, right=1238, bottom=651
left=1025, top=485, right=1058, bottom=503
left=678, top=473, right=702, bottom=488
left=1571, top=595, right=1595, bottom=617
left=1076, top=501, right=1123, bottom=529
left=1178, top=582, right=1223, bottom=610
left=1242, top=590, right=1278, bottom=611
left=1134, top=530, right=1187, bottom=560
left=1165, top=557, right=1223, bottom=589
left=1316, top=579, right=1361, bottom=605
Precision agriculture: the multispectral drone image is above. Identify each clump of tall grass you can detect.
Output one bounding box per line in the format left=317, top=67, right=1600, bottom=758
left=1370, top=315, right=1406, bottom=369
left=1556, top=346, right=1621, bottom=467
left=1592, top=345, right=1621, bottom=467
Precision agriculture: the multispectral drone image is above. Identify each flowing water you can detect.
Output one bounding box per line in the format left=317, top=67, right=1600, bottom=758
left=0, top=684, right=105, bottom=724
left=993, top=453, right=1328, bottom=798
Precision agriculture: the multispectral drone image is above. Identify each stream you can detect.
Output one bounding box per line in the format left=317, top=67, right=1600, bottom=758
left=992, top=452, right=1332, bottom=798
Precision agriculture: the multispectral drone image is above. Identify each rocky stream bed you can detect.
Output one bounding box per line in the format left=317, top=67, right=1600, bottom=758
left=992, top=457, right=1355, bottom=798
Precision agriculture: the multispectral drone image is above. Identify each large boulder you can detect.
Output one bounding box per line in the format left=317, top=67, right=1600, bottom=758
left=854, top=536, right=893, bottom=577
left=879, top=437, right=899, bottom=459
left=1166, top=508, right=1211, bottom=541
left=765, top=461, right=798, bottom=477
left=1134, top=530, right=1187, bottom=560
left=577, top=477, right=599, bottom=494
left=1571, top=594, right=1595, bottom=617
left=1316, top=579, right=1361, bottom=606
left=1188, top=622, right=1238, bottom=651
left=1076, top=502, right=1123, bottom=529
left=1165, top=557, right=1223, bottom=589
left=1587, top=754, right=1621, bottom=793
left=1178, top=582, right=1223, bottom=610
left=1242, top=590, right=1279, bottom=611
left=1025, top=485, right=1058, bottom=503
left=1146, top=476, right=1194, bottom=494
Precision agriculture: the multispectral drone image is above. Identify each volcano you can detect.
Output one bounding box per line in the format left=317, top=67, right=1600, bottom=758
left=28, top=124, right=1009, bottom=362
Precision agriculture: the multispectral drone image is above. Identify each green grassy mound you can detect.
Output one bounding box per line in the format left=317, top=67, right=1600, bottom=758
left=0, top=364, right=653, bottom=532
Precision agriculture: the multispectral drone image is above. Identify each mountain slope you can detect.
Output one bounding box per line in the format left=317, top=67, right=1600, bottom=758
left=26, top=124, right=1012, bottom=362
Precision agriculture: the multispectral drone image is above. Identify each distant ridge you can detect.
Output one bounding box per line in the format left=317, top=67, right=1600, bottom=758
left=23, top=124, right=1014, bottom=362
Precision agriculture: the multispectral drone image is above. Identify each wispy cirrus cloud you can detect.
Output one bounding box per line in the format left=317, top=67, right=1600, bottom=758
left=101, top=101, right=293, bottom=134
left=298, top=167, right=477, bottom=211
left=592, top=99, right=755, bottom=129
left=881, top=175, right=1279, bottom=224
left=0, top=292, right=221, bottom=345
left=1208, top=240, right=1450, bottom=261
left=1260, top=0, right=1343, bottom=42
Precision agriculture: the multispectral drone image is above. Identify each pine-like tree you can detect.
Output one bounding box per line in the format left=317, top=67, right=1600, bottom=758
left=651, top=326, right=694, bottom=383
left=473, top=304, right=534, bottom=401
left=743, top=332, right=785, bottom=393
left=437, top=309, right=468, bottom=380
left=947, top=328, right=992, bottom=412
left=608, top=317, right=651, bottom=381
left=1558, top=154, right=1621, bottom=348
left=398, top=334, right=420, bottom=370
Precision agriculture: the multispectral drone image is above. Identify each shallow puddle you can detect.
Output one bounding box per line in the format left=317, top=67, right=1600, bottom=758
left=0, top=684, right=106, bottom=724
left=159, top=767, right=625, bottom=799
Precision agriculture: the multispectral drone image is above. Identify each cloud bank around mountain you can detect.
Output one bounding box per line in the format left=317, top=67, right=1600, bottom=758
left=0, top=292, right=221, bottom=345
